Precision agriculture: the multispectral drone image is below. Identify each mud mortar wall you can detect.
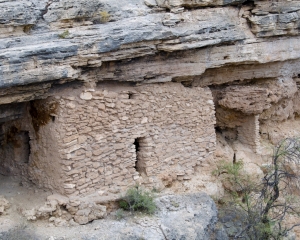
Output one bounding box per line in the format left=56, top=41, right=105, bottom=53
left=35, top=83, right=216, bottom=196
left=237, top=115, right=260, bottom=153
left=28, top=99, right=64, bottom=192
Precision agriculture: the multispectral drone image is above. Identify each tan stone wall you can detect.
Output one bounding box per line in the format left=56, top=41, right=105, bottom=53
left=28, top=83, right=216, bottom=196
left=237, top=115, right=260, bottom=154
left=28, top=116, right=65, bottom=192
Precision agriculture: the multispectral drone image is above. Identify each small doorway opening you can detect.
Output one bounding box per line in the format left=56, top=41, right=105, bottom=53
left=0, top=126, right=31, bottom=177
left=133, top=137, right=146, bottom=176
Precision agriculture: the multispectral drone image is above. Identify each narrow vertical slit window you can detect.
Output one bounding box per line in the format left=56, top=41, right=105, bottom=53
left=133, top=137, right=146, bottom=176
left=23, top=131, right=30, bottom=164
left=134, top=138, right=140, bottom=172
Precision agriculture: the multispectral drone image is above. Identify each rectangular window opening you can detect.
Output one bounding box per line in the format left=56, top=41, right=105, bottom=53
left=133, top=137, right=146, bottom=176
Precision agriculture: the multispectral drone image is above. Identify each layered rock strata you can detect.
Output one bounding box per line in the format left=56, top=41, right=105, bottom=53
left=0, top=0, right=300, bottom=221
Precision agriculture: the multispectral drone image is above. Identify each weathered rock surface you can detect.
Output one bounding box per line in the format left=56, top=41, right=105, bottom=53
left=218, top=77, right=297, bottom=115
left=155, top=0, right=247, bottom=8
left=155, top=193, right=218, bottom=240
left=22, top=193, right=107, bottom=225
left=0, top=0, right=300, bottom=104
left=0, top=0, right=47, bottom=27
left=248, top=1, right=300, bottom=37
left=20, top=192, right=218, bottom=239
left=0, top=196, right=10, bottom=215
left=0, top=7, right=247, bottom=90
left=107, top=192, right=218, bottom=240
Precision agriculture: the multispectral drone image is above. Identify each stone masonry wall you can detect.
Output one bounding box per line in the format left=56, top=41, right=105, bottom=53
left=237, top=115, right=260, bottom=154
left=31, top=82, right=216, bottom=196
left=28, top=98, right=65, bottom=193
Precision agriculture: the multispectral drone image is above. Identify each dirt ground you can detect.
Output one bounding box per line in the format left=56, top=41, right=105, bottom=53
left=0, top=174, right=218, bottom=240
left=1, top=170, right=300, bottom=240
left=0, top=158, right=224, bottom=240
left=0, top=175, right=111, bottom=240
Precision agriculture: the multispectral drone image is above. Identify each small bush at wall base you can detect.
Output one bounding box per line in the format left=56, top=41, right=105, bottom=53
left=115, top=209, right=125, bottom=220
left=119, top=186, right=156, bottom=214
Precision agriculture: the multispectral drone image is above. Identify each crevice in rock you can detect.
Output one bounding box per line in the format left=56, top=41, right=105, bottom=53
left=50, top=80, right=84, bottom=92
left=180, top=5, right=217, bottom=10
left=41, top=0, right=56, bottom=20
left=96, top=80, right=137, bottom=88
left=18, top=131, right=31, bottom=164
left=172, top=78, right=193, bottom=88
left=241, top=0, right=255, bottom=7
left=159, top=224, right=168, bottom=240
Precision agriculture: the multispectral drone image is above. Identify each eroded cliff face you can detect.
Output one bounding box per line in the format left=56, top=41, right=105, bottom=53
left=0, top=0, right=300, bottom=230
left=1, top=0, right=299, bottom=93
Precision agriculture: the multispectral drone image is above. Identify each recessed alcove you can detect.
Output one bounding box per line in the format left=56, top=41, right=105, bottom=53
left=0, top=103, right=31, bottom=179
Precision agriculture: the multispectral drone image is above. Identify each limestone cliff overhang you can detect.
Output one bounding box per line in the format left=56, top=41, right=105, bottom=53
left=0, top=0, right=300, bottom=104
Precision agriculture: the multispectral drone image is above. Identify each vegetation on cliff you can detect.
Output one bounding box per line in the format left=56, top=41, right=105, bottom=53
left=215, top=138, right=300, bottom=239
left=119, top=186, right=156, bottom=215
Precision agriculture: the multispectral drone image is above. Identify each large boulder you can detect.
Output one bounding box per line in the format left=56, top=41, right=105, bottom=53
left=155, top=193, right=218, bottom=240
left=85, top=192, right=219, bottom=240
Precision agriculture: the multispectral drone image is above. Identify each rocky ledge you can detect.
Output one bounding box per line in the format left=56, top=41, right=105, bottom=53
left=0, top=0, right=300, bottom=104
left=13, top=192, right=219, bottom=240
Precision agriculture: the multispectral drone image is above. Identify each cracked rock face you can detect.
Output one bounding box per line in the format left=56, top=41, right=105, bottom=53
left=0, top=0, right=299, bottom=104
left=248, top=1, right=300, bottom=37
left=155, top=0, right=248, bottom=8
left=20, top=192, right=218, bottom=239
left=155, top=193, right=218, bottom=240
left=218, top=77, right=298, bottom=115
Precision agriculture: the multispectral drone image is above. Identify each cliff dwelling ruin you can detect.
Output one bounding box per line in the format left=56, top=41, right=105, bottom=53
left=1, top=82, right=216, bottom=196
left=1, top=0, right=300, bottom=237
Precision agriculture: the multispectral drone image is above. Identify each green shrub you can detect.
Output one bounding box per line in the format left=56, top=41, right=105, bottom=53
left=119, top=186, right=156, bottom=214
left=99, top=11, right=110, bottom=23
left=115, top=209, right=125, bottom=220
left=58, top=30, right=70, bottom=39
left=214, top=138, right=300, bottom=240
left=23, top=24, right=33, bottom=34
